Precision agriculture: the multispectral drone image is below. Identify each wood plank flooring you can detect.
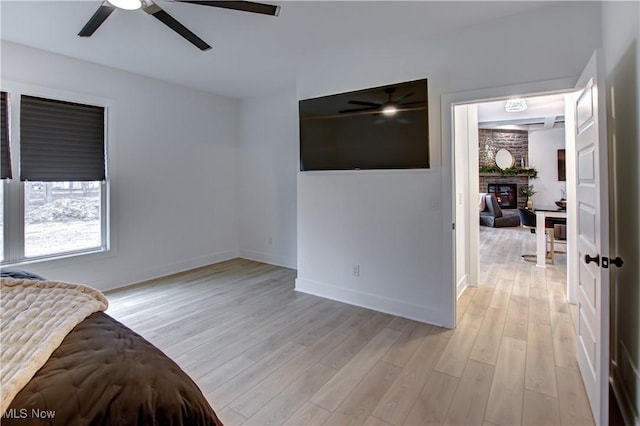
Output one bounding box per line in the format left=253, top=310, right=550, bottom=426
left=106, top=226, right=593, bottom=425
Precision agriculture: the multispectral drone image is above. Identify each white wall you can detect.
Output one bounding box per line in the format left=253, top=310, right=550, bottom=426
left=528, top=127, right=566, bottom=207
left=601, top=1, right=640, bottom=423
left=237, top=90, right=298, bottom=268
left=296, top=170, right=445, bottom=323
left=1, top=41, right=241, bottom=291
left=292, top=2, right=602, bottom=327
left=1, top=1, right=607, bottom=327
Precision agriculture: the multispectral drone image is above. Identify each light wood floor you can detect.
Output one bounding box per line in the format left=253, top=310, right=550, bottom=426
left=106, top=226, right=593, bottom=425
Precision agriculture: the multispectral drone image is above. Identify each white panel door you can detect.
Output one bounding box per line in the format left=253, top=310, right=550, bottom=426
left=574, top=50, right=609, bottom=425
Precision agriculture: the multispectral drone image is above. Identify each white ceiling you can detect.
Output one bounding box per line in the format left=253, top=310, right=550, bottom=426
left=477, top=93, right=567, bottom=129
left=1, top=0, right=556, bottom=99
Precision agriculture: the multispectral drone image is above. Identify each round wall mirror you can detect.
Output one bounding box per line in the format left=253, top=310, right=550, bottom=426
left=495, top=148, right=515, bottom=170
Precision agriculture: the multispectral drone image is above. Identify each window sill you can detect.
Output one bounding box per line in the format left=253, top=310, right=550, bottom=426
left=2, top=247, right=113, bottom=269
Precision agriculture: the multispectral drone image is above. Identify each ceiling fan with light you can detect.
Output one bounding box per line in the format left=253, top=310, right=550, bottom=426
left=339, top=87, right=425, bottom=117
left=78, top=0, right=280, bottom=51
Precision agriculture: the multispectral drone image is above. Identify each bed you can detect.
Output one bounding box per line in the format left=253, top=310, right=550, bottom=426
left=0, top=270, right=223, bottom=426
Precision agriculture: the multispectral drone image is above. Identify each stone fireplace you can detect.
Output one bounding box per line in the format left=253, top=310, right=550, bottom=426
left=488, top=183, right=518, bottom=209
left=479, top=129, right=531, bottom=210
left=480, top=176, right=530, bottom=210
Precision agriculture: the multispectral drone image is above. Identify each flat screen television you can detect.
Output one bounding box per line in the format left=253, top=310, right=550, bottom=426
left=298, top=79, right=429, bottom=171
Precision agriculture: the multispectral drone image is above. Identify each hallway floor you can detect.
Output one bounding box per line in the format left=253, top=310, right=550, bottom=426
left=469, top=225, right=593, bottom=424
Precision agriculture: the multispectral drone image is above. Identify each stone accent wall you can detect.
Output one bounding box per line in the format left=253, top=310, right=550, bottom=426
left=479, top=129, right=530, bottom=210
left=479, top=129, right=528, bottom=168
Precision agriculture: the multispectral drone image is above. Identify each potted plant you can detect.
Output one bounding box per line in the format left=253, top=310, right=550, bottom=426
left=520, top=184, right=536, bottom=209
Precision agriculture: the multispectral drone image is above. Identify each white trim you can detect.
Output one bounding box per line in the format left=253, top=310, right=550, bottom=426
left=97, top=250, right=240, bottom=291
left=295, top=277, right=445, bottom=327
left=5, top=246, right=111, bottom=268
left=1, top=80, right=116, bottom=110
left=0, top=80, right=116, bottom=265
left=238, top=249, right=296, bottom=269
left=456, top=274, right=468, bottom=299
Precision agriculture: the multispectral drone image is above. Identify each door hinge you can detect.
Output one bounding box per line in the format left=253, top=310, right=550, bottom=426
left=452, top=223, right=455, bottom=230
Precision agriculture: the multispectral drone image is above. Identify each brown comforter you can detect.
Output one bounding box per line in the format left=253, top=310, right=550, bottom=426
left=3, top=312, right=222, bottom=426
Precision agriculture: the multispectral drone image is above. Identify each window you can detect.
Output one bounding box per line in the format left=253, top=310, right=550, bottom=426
left=24, top=181, right=103, bottom=258
left=1, top=89, right=109, bottom=264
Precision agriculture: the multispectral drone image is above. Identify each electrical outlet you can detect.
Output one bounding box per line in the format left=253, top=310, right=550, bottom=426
left=352, top=264, right=360, bottom=277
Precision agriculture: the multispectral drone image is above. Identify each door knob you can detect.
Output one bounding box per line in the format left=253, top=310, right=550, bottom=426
left=585, top=254, right=600, bottom=266
left=610, top=257, right=624, bottom=268
left=603, top=256, right=624, bottom=269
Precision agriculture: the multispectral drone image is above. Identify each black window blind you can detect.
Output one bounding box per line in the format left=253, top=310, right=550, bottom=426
left=20, top=95, right=105, bottom=181
left=1, top=91, right=11, bottom=179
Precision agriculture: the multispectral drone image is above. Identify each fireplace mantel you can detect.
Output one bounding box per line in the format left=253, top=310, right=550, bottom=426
left=478, top=165, right=538, bottom=179
left=479, top=172, right=536, bottom=178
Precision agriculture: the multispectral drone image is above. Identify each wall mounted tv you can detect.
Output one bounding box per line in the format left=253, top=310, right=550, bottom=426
left=299, top=79, right=429, bottom=171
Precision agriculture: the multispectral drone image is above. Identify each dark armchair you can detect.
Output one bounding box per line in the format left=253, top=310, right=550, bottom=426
left=479, top=194, right=520, bottom=227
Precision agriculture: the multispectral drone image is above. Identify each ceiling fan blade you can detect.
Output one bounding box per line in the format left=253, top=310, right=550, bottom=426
left=78, top=3, right=116, bottom=37
left=394, top=92, right=415, bottom=103
left=338, top=107, right=378, bottom=114
left=397, top=100, right=424, bottom=107
left=348, top=100, right=381, bottom=107
left=144, top=3, right=211, bottom=51
left=176, top=1, right=280, bottom=16
left=339, top=105, right=426, bottom=116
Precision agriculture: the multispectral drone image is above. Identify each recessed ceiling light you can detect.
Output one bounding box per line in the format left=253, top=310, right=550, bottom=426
left=107, top=0, right=142, bottom=10
left=505, top=98, right=528, bottom=113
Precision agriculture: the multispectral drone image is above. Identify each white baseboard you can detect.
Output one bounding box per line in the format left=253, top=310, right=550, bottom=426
left=456, top=274, right=468, bottom=299
left=295, top=277, right=447, bottom=327
left=611, top=341, right=640, bottom=426
left=99, top=249, right=294, bottom=293
left=99, top=250, right=240, bottom=292
left=238, top=249, right=296, bottom=269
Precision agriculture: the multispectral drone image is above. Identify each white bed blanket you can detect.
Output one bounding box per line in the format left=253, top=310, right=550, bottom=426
left=478, top=192, right=487, bottom=211
left=0, top=278, right=108, bottom=414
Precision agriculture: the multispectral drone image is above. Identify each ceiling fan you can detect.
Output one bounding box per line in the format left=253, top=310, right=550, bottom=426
left=78, top=0, right=280, bottom=51
left=339, top=87, right=424, bottom=117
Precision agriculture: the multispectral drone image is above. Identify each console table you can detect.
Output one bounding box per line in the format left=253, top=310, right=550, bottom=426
left=535, top=206, right=567, bottom=267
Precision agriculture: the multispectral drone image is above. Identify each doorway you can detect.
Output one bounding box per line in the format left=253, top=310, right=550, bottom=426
left=474, top=93, right=572, bottom=290
left=445, top=55, right=611, bottom=423
left=450, top=88, right=591, bottom=424
left=445, top=81, right=580, bottom=313
left=443, top=55, right=610, bottom=423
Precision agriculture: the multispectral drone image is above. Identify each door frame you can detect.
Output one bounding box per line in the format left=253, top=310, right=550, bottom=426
left=441, top=76, right=576, bottom=328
